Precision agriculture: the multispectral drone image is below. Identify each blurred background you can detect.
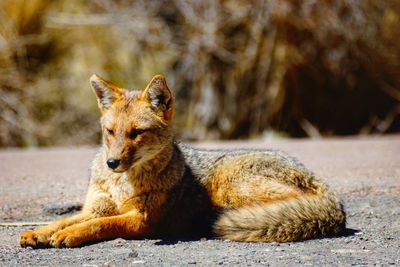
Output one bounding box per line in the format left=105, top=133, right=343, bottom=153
left=0, top=0, right=399, bottom=147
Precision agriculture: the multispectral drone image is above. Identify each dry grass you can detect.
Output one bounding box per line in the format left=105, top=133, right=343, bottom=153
left=0, top=0, right=399, bottom=146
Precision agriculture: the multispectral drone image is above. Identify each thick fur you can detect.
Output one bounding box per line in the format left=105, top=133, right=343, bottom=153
left=214, top=191, right=345, bottom=242
left=20, top=75, right=345, bottom=248
left=180, top=145, right=346, bottom=242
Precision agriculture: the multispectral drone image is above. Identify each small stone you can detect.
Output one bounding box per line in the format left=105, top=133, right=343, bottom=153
left=128, top=250, right=138, bottom=258
left=131, top=260, right=145, bottom=264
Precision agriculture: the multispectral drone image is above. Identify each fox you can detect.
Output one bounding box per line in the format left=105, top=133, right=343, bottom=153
left=20, top=74, right=346, bottom=248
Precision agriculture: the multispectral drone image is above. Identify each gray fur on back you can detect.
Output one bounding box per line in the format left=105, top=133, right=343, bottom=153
left=176, top=142, right=311, bottom=180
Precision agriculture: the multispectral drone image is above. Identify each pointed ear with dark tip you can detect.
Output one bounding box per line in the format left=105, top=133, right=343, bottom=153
left=90, top=74, right=125, bottom=111
left=141, top=75, right=174, bottom=121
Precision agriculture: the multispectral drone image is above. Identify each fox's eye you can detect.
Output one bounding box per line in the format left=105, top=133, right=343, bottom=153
left=106, top=128, right=114, bottom=135
left=129, top=129, right=144, bottom=139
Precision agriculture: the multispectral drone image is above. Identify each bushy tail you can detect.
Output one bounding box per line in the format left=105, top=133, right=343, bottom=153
left=214, top=192, right=346, bottom=242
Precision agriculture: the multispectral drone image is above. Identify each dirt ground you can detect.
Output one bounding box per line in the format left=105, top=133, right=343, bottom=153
left=0, top=135, right=399, bottom=266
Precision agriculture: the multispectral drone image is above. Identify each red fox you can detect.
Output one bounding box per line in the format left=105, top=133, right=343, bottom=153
left=20, top=74, right=345, bottom=248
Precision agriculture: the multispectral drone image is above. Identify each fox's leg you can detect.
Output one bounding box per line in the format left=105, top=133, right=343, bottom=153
left=207, top=155, right=321, bottom=209
left=209, top=175, right=305, bottom=209
left=48, top=190, right=169, bottom=248
left=20, top=211, right=93, bottom=248
left=20, top=190, right=117, bottom=248
left=49, top=212, right=149, bottom=248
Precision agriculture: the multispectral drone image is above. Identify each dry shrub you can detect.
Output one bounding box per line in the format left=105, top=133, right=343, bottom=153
left=169, top=0, right=400, bottom=138
left=272, top=0, right=400, bottom=136
left=0, top=0, right=399, bottom=146
left=0, top=0, right=176, bottom=146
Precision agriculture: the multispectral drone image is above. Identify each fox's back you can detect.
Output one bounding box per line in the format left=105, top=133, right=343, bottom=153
left=178, top=143, right=312, bottom=183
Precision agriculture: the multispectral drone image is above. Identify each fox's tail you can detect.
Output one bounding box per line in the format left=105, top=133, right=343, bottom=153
left=214, top=191, right=345, bottom=242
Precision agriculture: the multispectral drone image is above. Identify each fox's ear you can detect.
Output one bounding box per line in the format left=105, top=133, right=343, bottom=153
left=141, top=75, right=174, bottom=121
left=90, top=74, right=124, bottom=111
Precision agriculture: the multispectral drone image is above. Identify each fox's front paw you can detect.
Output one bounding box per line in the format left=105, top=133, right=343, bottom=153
left=49, top=229, right=84, bottom=248
left=20, top=231, right=51, bottom=248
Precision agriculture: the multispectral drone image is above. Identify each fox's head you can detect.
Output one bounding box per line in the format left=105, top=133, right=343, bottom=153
left=90, top=74, right=174, bottom=173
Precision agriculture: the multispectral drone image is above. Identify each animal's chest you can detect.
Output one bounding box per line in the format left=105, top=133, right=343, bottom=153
left=106, top=176, right=137, bottom=212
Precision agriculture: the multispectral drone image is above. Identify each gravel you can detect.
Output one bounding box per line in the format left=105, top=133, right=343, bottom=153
left=0, top=136, right=399, bottom=266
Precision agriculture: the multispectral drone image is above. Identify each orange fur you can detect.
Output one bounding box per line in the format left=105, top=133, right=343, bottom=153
left=20, top=74, right=345, bottom=248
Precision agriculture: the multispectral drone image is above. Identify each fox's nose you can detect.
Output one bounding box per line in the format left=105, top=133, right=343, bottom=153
left=106, top=159, right=120, bottom=169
